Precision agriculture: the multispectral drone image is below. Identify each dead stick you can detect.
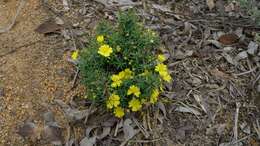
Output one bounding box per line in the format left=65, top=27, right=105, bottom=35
left=71, top=68, right=79, bottom=89
left=233, top=102, right=241, bottom=145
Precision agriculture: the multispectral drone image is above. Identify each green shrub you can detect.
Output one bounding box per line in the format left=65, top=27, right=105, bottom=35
left=76, top=10, right=171, bottom=118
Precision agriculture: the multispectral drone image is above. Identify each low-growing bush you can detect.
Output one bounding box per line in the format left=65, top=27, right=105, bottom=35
left=76, top=10, right=171, bottom=118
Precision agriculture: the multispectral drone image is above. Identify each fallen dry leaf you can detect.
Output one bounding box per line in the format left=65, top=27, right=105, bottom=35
left=206, top=0, right=215, bottom=10
left=175, top=106, right=201, bottom=115
left=17, top=121, right=37, bottom=138
left=80, top=136, right=96, bottom=146
left=123, top=119, right=139, bottom=140
left=97, top=127, right=111, bottom=140
left=193, top=94, right=211, bottom=116
left=85, top=126, right=98, bottom=138
left=205, top=40, right=223, bottom=49
left=152, top=4, right=172, bottom=12
left=222, top=52, right=238, bottom=65
left=35, top=19, right=63, bottom=34
left=123, top=119, right=135, bottom=140
left=157, top=102, right=167, bottom=118
left=42, top=125, right=63, bottom=145
left=218, top=33, right=239, bottom=45
left=54, top=99, right=94, bottom=123
left=209, top=68, right=231, bottom=80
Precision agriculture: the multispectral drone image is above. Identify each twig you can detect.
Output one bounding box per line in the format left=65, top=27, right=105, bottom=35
left=114, top=120, right=120, bottom=137
left=84, top=104, right=96, bottom=124
left=253, top=119, right=260, bottom=139
left=233, top=102, right=241, bottom=146
left=147, top=109, right=152, bottom=132
left=111, top=137, right=162, bottom=143
left=252, top=71, right=260, bottom=87
left=65, top=126, right=71, bottom=145
left=0, top=0, right=26, bottom=33
left=178, top=101, right=201, bottom=120
left=229, top=81, right=244, bottom=98
left=119, top=131, right=140, bottom=146
left=234, top=67, right=257, bottom=76
left=229, top=134, right=254, bottom=146
left=132, top=117, right=150, bottom=138
left=71, top=68, right=79, bottom=89
left=94, top=0, right=141, bottom=7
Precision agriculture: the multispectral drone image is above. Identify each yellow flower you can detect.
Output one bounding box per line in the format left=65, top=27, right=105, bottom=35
left=114, top=107, right=125, bottom=118
left=111, top=81, right=122, bottom=88
left=98, top=44, right=113, bottom=57
left=162, top=73, right=172, bottom=82
left=123, top=68, right=133, bottom=79
left=97, top=35, right=104, bottom=43
left=155, top=63, right=167, bottom=73
left=157, top=54, right=166, bottom=62
left=71, top=50, right=79, bottom=60
left=127, top=85, right=141, bottom=97
left=155, top=63, right=172, bottom=82
left=106, top=93, right=120, bottom=109
left=111, top=75, right=122, bottom=88
left=111, top=69, right=133, bottom=88
left=159, top=71, right=172, bottom=82
left=118, top=71, right=125, bottom=79
left=150, top=89, right=159, bottom=104
left=128, top=98, right=142, bottom=111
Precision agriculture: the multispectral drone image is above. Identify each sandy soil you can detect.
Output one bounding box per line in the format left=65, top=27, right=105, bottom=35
left=0, top=0, right=75, bottom=145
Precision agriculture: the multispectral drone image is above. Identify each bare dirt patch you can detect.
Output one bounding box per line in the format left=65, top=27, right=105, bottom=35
left=0, top=0, right=79, bottom=145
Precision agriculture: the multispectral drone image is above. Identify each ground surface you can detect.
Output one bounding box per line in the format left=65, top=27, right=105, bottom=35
left=0, top=0, right=260, bottom=146
left=0, top=0, right=77, bottom=145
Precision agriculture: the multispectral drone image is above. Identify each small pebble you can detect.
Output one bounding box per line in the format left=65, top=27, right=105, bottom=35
left=55, top=17, right=64, bottom=25
left=247, top=41, right=258, bottom=55
left=79, top=8, right=87, bottom=15
left=235, top=51, right=248, bottom=61
left=73, top=22, right=80, bottom=27
left=223, top=46, right=234, bottom=52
